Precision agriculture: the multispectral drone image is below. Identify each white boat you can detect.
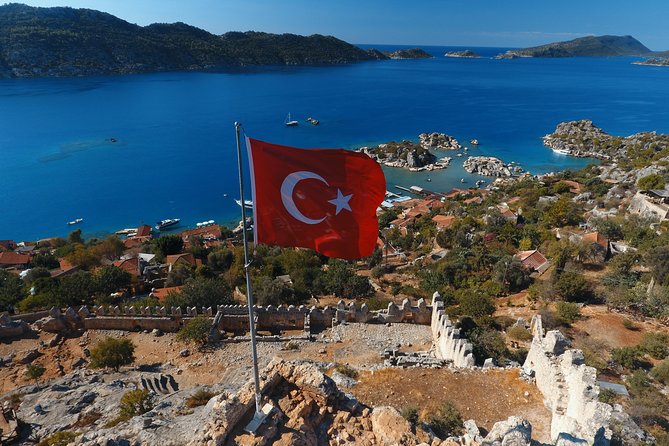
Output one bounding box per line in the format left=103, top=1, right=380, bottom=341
left=67, top=218, right=83, bottom=225
left=551, top=148, right=570, bottom=155
left=306, top=117, right=319, bottom=125
left=155, top=218, right=180, bottom=231
left=456, top=153, right=463, bottom=157
left=285, top=113, right=298, bottom=127
left=235, top=199, right=254, bottom=209
left=470, top=139, right=479, bottom=145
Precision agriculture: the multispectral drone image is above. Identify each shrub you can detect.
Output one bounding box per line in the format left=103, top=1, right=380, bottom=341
left=119, top=389, right=154, bottom=419
left=507, top=325, right=533, bottom=341
left=89, top=337, right=135, bottom=371
left=458, top=293, right=495, bottom=319
left=37, top=431, right=80, bottom=446
left=553, top=271, right=590, bottom=302
left=638, top=332, right=669, bottom=360
left=185, top=389, right=216, bottom=408
left=555, top=302, right=581, bottom=325
left=25, top=363, right=46, bottom=382
left=622, top=319, right=638, bottom=331
left=637, top=173, right=666, bottom=191
left=650, top=359, right=669, bottom=385
left=427, top=401, right=463, bottom=438
left=333, top=363, right=358, bottom=379
left=400, top=406, right=419, bottom=426
left=611, top=346, right=643, bottom=370
left=469, top=328, right=508, bottom=365
left=598, top=388, right=617, bottom=404
left=176, top=316, right=211, bottom=346
left=365, top=296, right=391, bottom=311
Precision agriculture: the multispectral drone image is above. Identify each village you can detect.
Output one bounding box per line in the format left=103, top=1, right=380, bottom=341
left=2, top=122, right=669, bottom=445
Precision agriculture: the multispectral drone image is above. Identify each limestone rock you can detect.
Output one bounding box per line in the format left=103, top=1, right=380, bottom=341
left=371, top=406, right=417, bottom=445
left=17, top=349, right=41, bottom=364
left=482, top=416, right=531, bottom=446
left=463, top=156, right=521, bottom=177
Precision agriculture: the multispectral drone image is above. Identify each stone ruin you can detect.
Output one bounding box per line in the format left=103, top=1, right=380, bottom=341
left=431, top=292, right=476, bottom=368
left=0, top=312, right=30, bottom=340
left=523, top=315, right=611, bottom=445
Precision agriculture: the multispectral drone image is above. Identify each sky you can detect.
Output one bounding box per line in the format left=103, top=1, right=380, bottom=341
left=11, top=0, right=669, bottom=50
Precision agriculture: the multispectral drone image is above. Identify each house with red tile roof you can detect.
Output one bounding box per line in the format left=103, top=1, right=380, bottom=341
left=432, top=215, right=456, bottom=231
left=514, top=250, right=550, bottom=273
left=561, top=180, right=583, bottom=194
left=0, top=252, right=30, bottom=269
left=151, top=286, right=183, bottom=302
left=166, top=253, right=200, bottom=271
left=113, top=257, right=141, bottom=278
left=135, top=225, right=153, bottom=238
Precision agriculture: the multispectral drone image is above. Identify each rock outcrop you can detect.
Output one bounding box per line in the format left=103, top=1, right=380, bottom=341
left=419, top=132, right=462, bottom=150
left=463, top=156, right=522, bottom=177
left=360, top=139, right=452, bottom=172
left=543, top=120, right=669, bottom=162
left=445, top=50, right=481, bottom=58
left=383, top=48, right=433, bottom=59
left=0, top=312, right=30, bottom=339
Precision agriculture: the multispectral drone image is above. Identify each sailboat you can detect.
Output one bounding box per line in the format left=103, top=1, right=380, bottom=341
left=285, top=113, right=298, bottom=127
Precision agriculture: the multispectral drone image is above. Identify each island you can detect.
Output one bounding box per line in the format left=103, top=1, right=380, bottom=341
left=0, top=4, right=428, bottom=78
left=359, top=138, right=451, bottom=171
left=633, top=58, right=669, bottom=67
left=495, top=35, right=651, bottom=59
left=444, top=50, right=481, bottom=58
left=543, top=120, right=669, bottom=161
left=418, top=132, right=462, bottom=150
left=383, top=48, right=433, bottom=60
left=463, top=156, right=523, bottom=177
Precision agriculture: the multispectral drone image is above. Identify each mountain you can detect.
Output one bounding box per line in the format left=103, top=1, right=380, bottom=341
left=0, top=3, right=377, bottom=78
left=498, top=35, right=651, bottom=58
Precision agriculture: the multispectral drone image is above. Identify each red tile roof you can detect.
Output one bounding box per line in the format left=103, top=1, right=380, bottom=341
left=135, top=225, right=153, bottom=237
left=113, top=257, right=140, bottom=277
left=561, top=180, right=583, bottom=194
left=432, top=215, right=456, bottom=230
left=0, top=252, right=30, bottom=267
left=181, top=225, right=223, bottom=241
left=515, top=250, right=549, bottom=271
left=166, top=253, right=197, bottom=267
left=152, top=286, right=183, bottom=302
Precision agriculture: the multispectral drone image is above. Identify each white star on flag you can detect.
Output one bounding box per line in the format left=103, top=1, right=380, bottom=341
left=328, top=189, right=353, bottom=215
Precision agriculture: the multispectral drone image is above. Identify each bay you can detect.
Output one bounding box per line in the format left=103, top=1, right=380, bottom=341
left=1, top=45, right=668, bottom=241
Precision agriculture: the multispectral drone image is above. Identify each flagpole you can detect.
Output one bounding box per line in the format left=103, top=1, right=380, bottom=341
left=234, top=122, right=262, bottom=417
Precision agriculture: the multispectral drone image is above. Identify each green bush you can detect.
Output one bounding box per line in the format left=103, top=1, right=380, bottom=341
left=611, top=346, right=643, bottom=370
left=365, top=296, right=391, bottom=311
left=622, top=319, right=638, bottom=331
left=650, top=359, right=669, bottom=385
left=637, top=173, right=666, bottom=191
left=25, top=363, right=46, bottom=382
left=333, top=363, right=358, bottom=379
left=469, top=328, right=508, bottom=365
left=89, top=337, right=135, bottom=371
left=176, top=316, right=211, bottom=346
left=185, top=389, right=216, bottom=408
left=37, top=431, right=80, bottom=446
left=119, top=389, right=154, bottom=419
left=638, top=332, right=669, bottom=360
left=599, top=388, right=617, bottom=404
left=507, top=325, right=533, bottom=341
left=555, top=301, right=581, bottom=325
left=400, top=406, right=419, bottom=426
left=458, top=293, right=495, bottom=319
left=427, top=401, right=463, bottom=438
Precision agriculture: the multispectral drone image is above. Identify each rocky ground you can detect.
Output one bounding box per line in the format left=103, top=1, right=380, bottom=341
left=463, top=156, right=522, bottom=177
left=419, top=132, right=462, bottom=151
left=359, top=140, right=451, bottom=171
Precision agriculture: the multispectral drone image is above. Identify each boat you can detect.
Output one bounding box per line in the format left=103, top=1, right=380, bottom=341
left=235, top=199, right=254, bottom=210
left=285, top=113, right=298, bottom=127
left=115, top=228, right=136, bottom=235
left=470, top=139, right=479, bottom=145
left=460, top=178, right=466, bottom=183
left=306, top=117, right=319, bottom=125
left=155, top=218, right=180, bottom=231
left=67, top=218, right=83, bottom=225
left=456, top=153, right=463, bottom=157
left=551, top=148, right=570, bottom=155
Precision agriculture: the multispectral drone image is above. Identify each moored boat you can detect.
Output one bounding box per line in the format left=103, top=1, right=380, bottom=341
left=235, top=199, right=254, bottom=210
left=155, top=218, right=180, bottom=231
left=67, top=218, right=83, bottom=225
left=470, top=139, right=479, bottom=145
left=285, top=113, right=298, bottom=126
left=306, top=117, right=319, bottom=125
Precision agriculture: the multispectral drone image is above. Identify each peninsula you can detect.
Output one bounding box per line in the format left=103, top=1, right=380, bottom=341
left=496, top=35, right=651, bottom=59
left=0, top=4, right=401, bottom=78
left=633, top=58, right=669, bottom=67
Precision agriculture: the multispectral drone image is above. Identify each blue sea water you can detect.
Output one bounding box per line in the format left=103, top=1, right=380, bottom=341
left=1, top=45, right=668, bottom=241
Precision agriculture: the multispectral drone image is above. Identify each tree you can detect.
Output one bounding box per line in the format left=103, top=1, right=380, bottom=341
left=177, top=276, right=234, bottom=307
left=119, top=389, right=154, bottom=418
left=553, top=270, right=590, bottom=302
left=593, top=218, right=624, bottom=241
left=153, top=235, right=184, bottom=257
left=493, top=256, right=531, bottom=293
left=68, top=229, right=84, bottom=244
left=0, top=270, right=23, bottom=309
left=555, top=301, right=581, bottom=325
left=94, top=266, right=131, bottom=294
left=23, top=267, right=52, bottom=283
left=176, top=315, right=211, bottom=346
left=94, top=236, right=125, bottom=261
left=253, top=275, right=297, bottom=306
left=58, top=271, right=96, bottom=306
left=89, top=337, right=135, bottom=371
left=25, top=363, right=46, bottom=382
left=469, top=328, right=508, bottom=365
left=458, top=293, right=495, bottom=319
left=30, top=252, right=60, bottom=269
left=66, top=244, right=102, bottom=270
left=207, top=248, right=234, bottom=272
left=542, top=196, right=583, bottom=228
left=637, top=173, right=666, bottom=191
left=646, top=246, right=669, bottom=286
left=315, top=259, right=372, bottom=298
left=165, top=263, right=194, bottom=287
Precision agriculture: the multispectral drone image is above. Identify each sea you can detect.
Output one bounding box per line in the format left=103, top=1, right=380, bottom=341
left=1, top=45, right=668, bottom=242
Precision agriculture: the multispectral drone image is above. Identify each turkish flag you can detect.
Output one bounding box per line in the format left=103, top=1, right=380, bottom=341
left=247, top=138, right=386, bottom=259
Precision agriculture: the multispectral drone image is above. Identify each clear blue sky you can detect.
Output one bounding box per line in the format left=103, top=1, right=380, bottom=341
left=12, top=0, right=669, bottom=50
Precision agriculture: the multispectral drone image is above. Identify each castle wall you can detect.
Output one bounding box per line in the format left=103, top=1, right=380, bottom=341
left=430, top=292, right=475, bottom=368
left=524, top=315, right=611, bottom=445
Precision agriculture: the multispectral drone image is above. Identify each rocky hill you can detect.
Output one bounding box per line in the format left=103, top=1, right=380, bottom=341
left=383, top=48, right=432, bottom=59
left=445, top=50, right=481, bottom=58
left=633, top=57, right=669, bottom=67
left=0, top=3, right=378, bottom=78
left=543, top=120, right=669, bottom=165
left=497, top=35, right=651, bottom=59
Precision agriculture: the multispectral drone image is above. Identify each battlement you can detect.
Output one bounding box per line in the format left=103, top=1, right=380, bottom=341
left=430, top=292, right=475, bottom=368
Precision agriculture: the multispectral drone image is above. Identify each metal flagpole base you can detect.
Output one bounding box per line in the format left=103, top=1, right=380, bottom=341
left=244, top=403, right=274, bottom=435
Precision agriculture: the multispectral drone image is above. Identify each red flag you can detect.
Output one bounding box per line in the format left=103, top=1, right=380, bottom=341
left=247, top=138, right=386, bottom=259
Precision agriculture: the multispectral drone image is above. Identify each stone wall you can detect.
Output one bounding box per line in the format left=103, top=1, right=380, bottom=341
left=14, top=298, right=433, bottom=338
left=430, top=292, right=476, bottom=368
left=524, top=315, right=611, bottom=445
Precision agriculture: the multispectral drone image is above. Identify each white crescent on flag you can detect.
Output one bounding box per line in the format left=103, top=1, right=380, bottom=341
left=280, top=171, right=328, bottom=225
